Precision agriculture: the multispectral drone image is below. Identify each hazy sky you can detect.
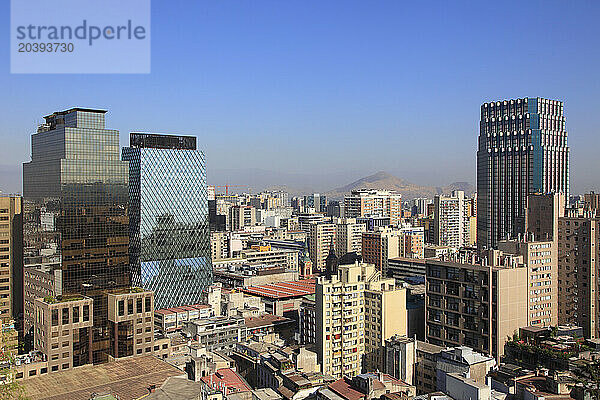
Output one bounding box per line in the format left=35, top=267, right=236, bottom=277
left=1, top=1, right=599, bottom=194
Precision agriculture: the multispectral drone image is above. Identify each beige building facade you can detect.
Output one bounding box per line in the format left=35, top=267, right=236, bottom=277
left=315, top=262, right=407, bottom=379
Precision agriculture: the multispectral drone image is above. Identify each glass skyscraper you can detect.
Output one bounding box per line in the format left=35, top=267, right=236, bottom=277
left=23, top=108, right=130, bottom=364
left=122, top=133, right=212, bottom=309
left=477, top=98, right=570, bottom=250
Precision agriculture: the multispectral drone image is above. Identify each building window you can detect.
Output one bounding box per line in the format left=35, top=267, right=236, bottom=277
left=137, top=298, right=142, bottom=313
left=145, top=297, right=151, bottom=313
left=72, top=306, right=79, bottom=323
left=118, top=300, right=125, bottom=316
left=52, top=309, right=58, bottom=326
left=83, top=305, right=89, bottom=322
left=62, top=308, right=69, bottom=325
left=128, top=299, right=134, bottom=315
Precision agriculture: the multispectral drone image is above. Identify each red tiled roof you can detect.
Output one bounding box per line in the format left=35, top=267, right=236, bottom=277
left=328, top=378, right=365, bottom=400
left=242, top=279, right=316, bottom=299
left=201, top=368, right=251, bottom=394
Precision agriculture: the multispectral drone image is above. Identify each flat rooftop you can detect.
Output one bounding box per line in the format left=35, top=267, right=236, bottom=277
left=23, top=355, right=184, bottom=400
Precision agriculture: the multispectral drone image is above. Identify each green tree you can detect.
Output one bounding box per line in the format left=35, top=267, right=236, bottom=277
left=0, top=326, right=28, bottom=399
left=572, top=359, right=600, bottom=399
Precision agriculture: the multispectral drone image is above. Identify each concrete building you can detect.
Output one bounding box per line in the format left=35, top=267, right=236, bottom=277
left=316, top=262, right=407, bottom=379
left=362, top=229, right=400, bottom=274
left=477, top=98, right=570, bottom=250
left=106, top=288, right=156, bottom=359
left=433, top=191, right=471, bottom=249
left=213, top=247, right=299, bottom=276
left=558, top=212, right=600, bottom=338
left=33, top=295, right=94, bottom=371
left=241, top=279, right=315, bottom=317
left=182, top=315, right=247, bottom=354
left=387, top=258, right=427, bottom=281
left=230, top=205, right=257, bottom=231
left=425, top=250, right=535, bottom=359
left=299, top=294, right=316, bottom=345
left=214, top=264, right=299, bottom=289
left=317, top=372, right=415, bottom=400
left=309, top=223, right=336, bottom=272
left=305, top=194, right=327, bottom=214
left=23, top=267, right=62, bottom=334
left=344, top=190, right=403, bottom=226
left=435, top=346, right=496, bottom=393
left=362, top=227, right=424, bottom=274
left=0, top=195, right=22, bottom=328
left=335, top=218, right=366, bottom=257
left=497, top=239, right=558, bottom=327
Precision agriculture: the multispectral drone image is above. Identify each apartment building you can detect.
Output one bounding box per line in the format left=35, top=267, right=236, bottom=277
left=229, top=205, right=257, bottom=231
left=362, top=227, right=424, bottom=274
left=335, top=218, right=366, bottom=257
left=309, top=223, right=336, bottom=272
left=362, top=229, right=399, bottom=273
left=433, top=191, right=471, bottom=249
left=315, top=262, right=407, bottom=379
left=344, top=190, right=403, bottom=226
left=498, top=239, right=558, bottom=327
left=558, top=214, right=599, bottom=338
left=400, top=226, right=425, bottom=259
left=0, top=195, right=22, bottom=325
left=425, top=250, right=541, bottom=359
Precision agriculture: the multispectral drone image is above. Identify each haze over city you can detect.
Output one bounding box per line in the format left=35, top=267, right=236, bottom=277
left=1, top=1, right=600, bottom=194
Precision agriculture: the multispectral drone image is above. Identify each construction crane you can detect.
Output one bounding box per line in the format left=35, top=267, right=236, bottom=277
left=214, top=184, right=250, bottom=196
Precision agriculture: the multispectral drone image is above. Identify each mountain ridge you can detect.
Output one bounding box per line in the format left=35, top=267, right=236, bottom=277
left=326, top=171, right=474, bottom=201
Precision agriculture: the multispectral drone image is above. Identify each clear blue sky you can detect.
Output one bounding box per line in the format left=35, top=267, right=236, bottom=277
left=1, top=0, right=599, bottom=193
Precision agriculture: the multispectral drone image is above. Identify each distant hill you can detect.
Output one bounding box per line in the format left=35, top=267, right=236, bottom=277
left=325, top=171, right=474, bottom=201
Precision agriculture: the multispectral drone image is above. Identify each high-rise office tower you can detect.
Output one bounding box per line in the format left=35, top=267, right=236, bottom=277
left=23, top=108, right=130, bottom=364
left=477, top=98, right=569, bottom=250
left=122, top=133, right=212, bottom=310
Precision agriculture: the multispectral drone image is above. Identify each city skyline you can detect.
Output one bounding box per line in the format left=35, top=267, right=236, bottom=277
left=2, top=1, right=600, bottom=194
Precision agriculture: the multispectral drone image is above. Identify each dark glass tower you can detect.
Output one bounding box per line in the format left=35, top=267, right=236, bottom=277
left=122, top=133, right=212, bottom=309
left=477, top=98, right=570, bottom=250
left=23, top=108, right=130, bottom=364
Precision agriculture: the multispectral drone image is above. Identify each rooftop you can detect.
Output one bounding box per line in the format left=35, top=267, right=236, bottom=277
left=328, top=378, right=365, bottom=400
left=242, top=279, right=315, bottom=299
left=22, top=355, right=184, bottom=400
left=201, top=368, right=251, bottom=394
left=245, top=313, right=293, bottom=329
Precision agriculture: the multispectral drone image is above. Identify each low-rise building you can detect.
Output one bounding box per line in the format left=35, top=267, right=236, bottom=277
left=182, top=316, right=247, bottom=354
left=317, top=372, right=415, bottom=400
left=242, top=279, right=315, bottom=317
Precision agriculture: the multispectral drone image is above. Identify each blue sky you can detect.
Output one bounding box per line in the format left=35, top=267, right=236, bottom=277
left=1, top=0, right=599, bottom=193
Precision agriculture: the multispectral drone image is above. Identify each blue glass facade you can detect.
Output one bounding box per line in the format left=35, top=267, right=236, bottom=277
left=122, top=133, right=212, bottom=309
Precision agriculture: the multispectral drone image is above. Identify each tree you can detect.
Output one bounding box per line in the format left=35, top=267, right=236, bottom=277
left=0, top=324, right=28, bottom=400
left=571, top=359, right=600, bottom=399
